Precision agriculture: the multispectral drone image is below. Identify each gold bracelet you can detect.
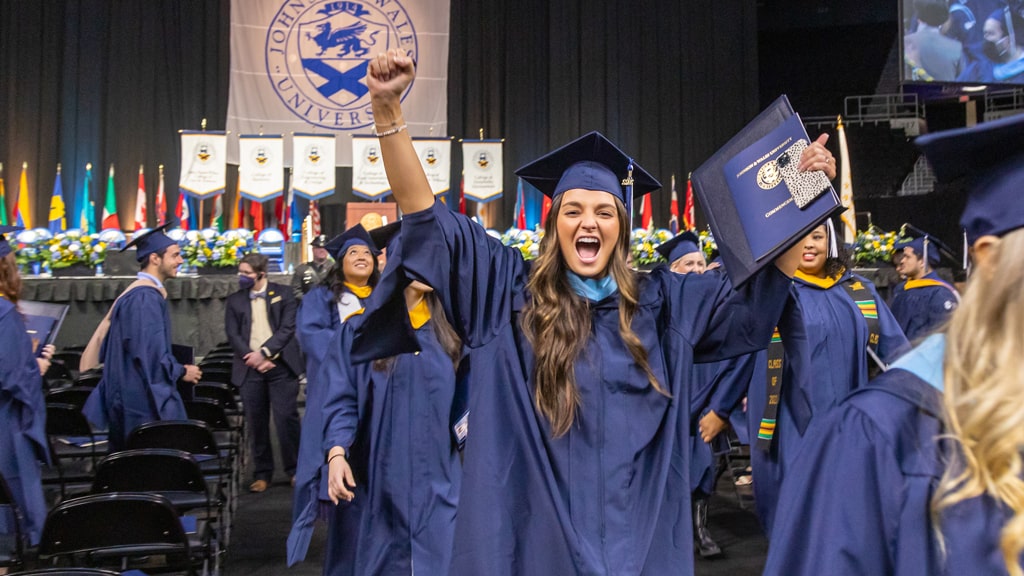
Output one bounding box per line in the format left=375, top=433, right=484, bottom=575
left=373, top=123, right=407, bottom=137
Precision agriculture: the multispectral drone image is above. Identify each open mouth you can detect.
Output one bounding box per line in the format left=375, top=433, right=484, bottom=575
left=802, top=251, right=818, bottom=262
left=576, top=236, right=601, bottom=264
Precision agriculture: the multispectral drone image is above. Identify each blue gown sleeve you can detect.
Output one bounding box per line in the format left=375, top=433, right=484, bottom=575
left=705, top=352, right=758, bottom=419
left=763, top=404, right=907, bottom=575
left=126, top=289, right=186, bottom=418
left=0, top=307, right=49, bottom=462
left=399, top=200, right=528, bottom=347
left=320, top=327, right=361, bottom=453
left=871, top=282, right=911, bottom=364
left=296, top=286, right=338, bottom=368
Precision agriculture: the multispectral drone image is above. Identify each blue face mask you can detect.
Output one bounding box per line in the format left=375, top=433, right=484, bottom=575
left=239, top=275, right=256, bottom=291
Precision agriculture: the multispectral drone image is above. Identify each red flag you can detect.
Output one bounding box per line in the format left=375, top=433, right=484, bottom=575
left=275, top=195, right=286, bottom=235
left=541, top=195, right=552, bottom=227
left=683, top=176, right=696, bottom=231
left=251, top=200, right=264, bottom=234
left=174, top=193, right=190, bottom=231
left=458, top=173, right=466, bottom=215
left=668, top=174, right=679, bottom=235
left=310, top=200, right=321, bottom=236
left=155, top=165, right=167, bottom=226
left=134, top=166, right=147, bottom=231
left=234, top=194, right=246, bottom=229
left=515, top=180, right=526, bottom=229
left=640, top=192, right=652, bottom=229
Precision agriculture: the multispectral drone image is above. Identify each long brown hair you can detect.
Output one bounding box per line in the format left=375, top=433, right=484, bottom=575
left=521, top=194, right=665, bottom=437
left=373, top=291, right=462, bottom=373
left=0, top=253, right=22, bottom=304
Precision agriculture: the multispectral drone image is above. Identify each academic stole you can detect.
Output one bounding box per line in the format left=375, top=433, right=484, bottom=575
left=756, top=328, right=784, bottom=451
left=839, top=278, right=881, bottom=359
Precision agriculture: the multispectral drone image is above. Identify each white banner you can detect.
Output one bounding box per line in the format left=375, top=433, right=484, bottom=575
left=292, top=133, right=336, bottom=200
left=413, top=137, right=452, bottom=195
left=462, top=140, right=504, bottom=202
left=351, top=135, right=391, bottom=200
left=179, top=131, right=227, bottom=199
left=227, top=0, right=450, bottom=167
left=239, top=135, right=285, bottom=201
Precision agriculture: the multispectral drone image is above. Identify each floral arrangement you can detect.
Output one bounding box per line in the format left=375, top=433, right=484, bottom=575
left=852, top=228, right=900, bottom=265
left=698, top=229, right=718, bottom=262
left=181, top=229, right=257, bottom=269
left=630, top=227, right=673, bottom=266
left=499, top=227, right=543, bottom=261
left=43, top=230, right=109, bottom=269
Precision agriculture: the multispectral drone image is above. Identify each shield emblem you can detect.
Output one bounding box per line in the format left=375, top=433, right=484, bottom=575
left=298, top=13, right=390, bottom=107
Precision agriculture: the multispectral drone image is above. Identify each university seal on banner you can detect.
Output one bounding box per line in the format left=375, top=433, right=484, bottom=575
left=265, top=0, right=419, bottom=131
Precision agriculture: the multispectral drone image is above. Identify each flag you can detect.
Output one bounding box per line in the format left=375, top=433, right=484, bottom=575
left=514, top=179, right=526, bottom=229
left=251, top=199, right=264, bottom=234
left=77, top=163, right=95, bottom=233
left=102, top=164, right=119, bottom=230
left=275, top=195, right=286, bottom=236
left=212, top=194, right=224, bottom=232
left=231, top=169, right=245, bottom=229
left=837, top=116, right=856, bottom=244
left=48, top=165, right=67, bottom=233
left=134, top=166, right=147, bottom=231
left=309, top=200, right=321, bottom=236
left=155, top=165, right=167, bottom=226
left=541, top=194, right=552, bottom=227
left=188, top=196, right=199, bottom=230
left=640, top=192, right=653, bottom=229
left=458, top=172, right=466, bottom=215
left=668, top=174, right=679, bottom=235
left=175, top=193, right=190, bottom=231
left=0, top=165, right=7, bottom=226
left=15, top=163, right=30, bottom=228
left=683, top=176, right=695, bottom=231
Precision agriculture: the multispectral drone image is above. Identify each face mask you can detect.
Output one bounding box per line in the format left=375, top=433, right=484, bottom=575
left=239, top=275, right=256, bottom=290
left=983, top=38, right=1008, bottom=61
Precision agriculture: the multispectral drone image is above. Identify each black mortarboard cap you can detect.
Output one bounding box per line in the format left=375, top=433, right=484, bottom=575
left=310, top=234, right=328, bottom=248
left=0, top=225, right=24, bottom=259
left=514, top=132, right=661, bottom=212
left=655, top=231, right=702, bottom=264
left=895, top=225, right=952, bottom=267
left=368, top=220, right=401, bottom=253
left=915, top=113, right=1024, bottom=243
left=325, top=224, right=375, bottom=260
left=122, top=220, right=177, bottom=262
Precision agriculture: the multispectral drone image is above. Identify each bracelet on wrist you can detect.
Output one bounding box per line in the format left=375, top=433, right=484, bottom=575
left=373, top=123, right=408, bottom=138
left=328, top=452, right=346, bottom=464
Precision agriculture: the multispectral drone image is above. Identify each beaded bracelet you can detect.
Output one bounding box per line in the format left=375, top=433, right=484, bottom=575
left=373, top=123, right=407, bottom=138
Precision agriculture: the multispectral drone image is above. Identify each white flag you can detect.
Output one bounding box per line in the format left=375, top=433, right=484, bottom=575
left=227, top=0, right=450, bottom=167
left=292, top=134, right=336, bottom=200
left=837, top=118, right=856, bottom=244
left=351, top=135, right=391, bottom=199
left=462, top=140, right=503, bottom=202
left=239, top=135, right=285, bottom=201
left=412, top=137, right=452, bottom=196
left=179, top=131, right=227, bottom=199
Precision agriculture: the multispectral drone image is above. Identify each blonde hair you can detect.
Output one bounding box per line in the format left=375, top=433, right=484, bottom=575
left=933, top=227, right=1024, bottom=575
left=521, top=194, right=664, bottom=437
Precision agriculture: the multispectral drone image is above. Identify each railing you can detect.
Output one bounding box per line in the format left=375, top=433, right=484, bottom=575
left=898, top=155, right=936, bottom=196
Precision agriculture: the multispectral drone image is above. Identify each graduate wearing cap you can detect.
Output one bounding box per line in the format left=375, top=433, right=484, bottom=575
left=316, top=223, right=470, bottom=575
left=746, top=220, right=909, bottom=534
left=655, top=231, right=707, bottom=274
left=890, top=231, right=960, bottom=341
left=342, top=50, right=814, bottom=575
left=83, top=222, right=202, bottom=451
left=291, top=233, right=335, bottom=301
left=765, top=112, right=1024, bottom=575
left=0, top=225, right=54, bottom=545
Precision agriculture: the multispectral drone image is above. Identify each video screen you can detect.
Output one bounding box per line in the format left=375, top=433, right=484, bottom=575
left=901, top=0, right=1024, bottom=85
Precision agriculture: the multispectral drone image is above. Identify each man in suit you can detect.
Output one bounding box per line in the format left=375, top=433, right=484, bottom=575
left=226, top=253, right=303, bottom=493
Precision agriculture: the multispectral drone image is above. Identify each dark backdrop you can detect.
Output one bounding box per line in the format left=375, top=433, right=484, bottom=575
left=0, top=0, right=759, bottom=234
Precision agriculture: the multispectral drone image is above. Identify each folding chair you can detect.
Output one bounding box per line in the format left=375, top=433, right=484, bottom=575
left=0, top=473, right=25, bottom=572
left=74, top=370, right=103, bottom=389
left=53, top=351, right=83, bottom=373
left=37, top=492, right=211, bottom=575
left=10, top=568, right=122, bottom=576
left=44, top=403, right=106, bottom=501
left=92, top=449, right=222, bottom=568
left=46, top=387, right=96, bottom=411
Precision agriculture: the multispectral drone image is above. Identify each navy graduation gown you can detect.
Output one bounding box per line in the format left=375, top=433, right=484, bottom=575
left=889, top=271, right=959, bottom=341
left=0, top=297, right=50, bottom=545
left=398, top=200, right=791, bottom=575
left=748, top=270, right=909, bottom=534
left=764, top=343, right=1020, bottom=575
left=688, top=353, right=756, bottom=495
left=83, top=286, right=186, bottom=451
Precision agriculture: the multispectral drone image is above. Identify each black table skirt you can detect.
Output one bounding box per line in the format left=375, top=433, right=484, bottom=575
left=22, top=273, right=292, bottom=356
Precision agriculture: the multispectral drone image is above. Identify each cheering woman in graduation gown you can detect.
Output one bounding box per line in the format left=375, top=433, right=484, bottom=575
left=748, top=221, right=909, bottom=533
left=0, top=226, right=53, bottom=546
left=765, top=108, right=1024, bottom=576
left=328, top=50, right=835, bottom=576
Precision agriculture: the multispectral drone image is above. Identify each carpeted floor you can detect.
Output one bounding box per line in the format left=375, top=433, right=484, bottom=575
left=224, top=469, right=768, bottom=575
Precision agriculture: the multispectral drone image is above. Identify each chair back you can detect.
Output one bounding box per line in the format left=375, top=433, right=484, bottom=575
left=184, top=399, right=231, bottom=429
left=127, top=420, right=218, bottom=456
left=192, top=384, right=236, bottom=409
left=93, top=449, right=206, bottom=495
left=46, top=387, right=95, bottom=411
left=46, top=403, right=94, bottom=437
left=74, top=370, right=102, bottom=389
left=0, top=473, right=25, bottom=569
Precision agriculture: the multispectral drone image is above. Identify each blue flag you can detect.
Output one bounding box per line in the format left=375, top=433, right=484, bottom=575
left=78, top=164, right=95, bottom=233
left=49, top=168, right=67, bottom=233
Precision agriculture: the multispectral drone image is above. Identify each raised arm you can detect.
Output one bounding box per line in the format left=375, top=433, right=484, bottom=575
left=368, top=49, right=434, bottom=214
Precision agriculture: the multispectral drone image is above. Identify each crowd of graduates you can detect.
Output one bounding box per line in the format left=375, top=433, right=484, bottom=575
left=3, top=47, right=1024, bottom=576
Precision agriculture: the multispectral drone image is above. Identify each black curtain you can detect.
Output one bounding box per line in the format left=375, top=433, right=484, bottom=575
left=1, top=0, right=758, bottom=232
